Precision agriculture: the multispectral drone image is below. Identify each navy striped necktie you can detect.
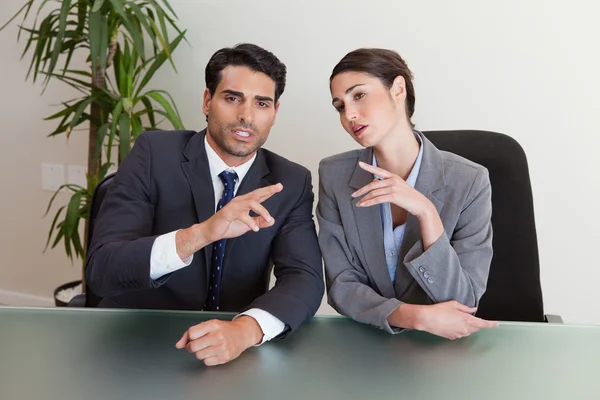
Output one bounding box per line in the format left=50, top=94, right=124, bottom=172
left=204, top=170, right=238, bottom=311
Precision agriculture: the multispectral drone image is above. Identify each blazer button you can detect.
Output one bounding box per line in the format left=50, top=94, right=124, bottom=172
left=424, top=271, right=430, bottom=278
left=427, top=277, right=434, bottom=284
left=418, top=266, right=425, bottom=273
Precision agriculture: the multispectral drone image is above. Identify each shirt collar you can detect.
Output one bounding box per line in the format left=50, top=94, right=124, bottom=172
left=204, top=134, right=257, bottom=185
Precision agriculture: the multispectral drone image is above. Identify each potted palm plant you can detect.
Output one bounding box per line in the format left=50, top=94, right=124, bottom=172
left=1, top=0, right=187, bottom=305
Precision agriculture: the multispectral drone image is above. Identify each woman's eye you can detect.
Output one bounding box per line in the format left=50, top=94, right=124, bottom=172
left=354, top=92, right=365, bottom=100
left=335, top=104, right=345, bottom=112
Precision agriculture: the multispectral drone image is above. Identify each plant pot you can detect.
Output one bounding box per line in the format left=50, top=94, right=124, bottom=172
left=53, top=280, right=82, bottom=307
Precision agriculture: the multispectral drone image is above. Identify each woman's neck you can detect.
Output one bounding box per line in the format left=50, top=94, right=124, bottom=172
left=373, top=124, right=420, bottom=180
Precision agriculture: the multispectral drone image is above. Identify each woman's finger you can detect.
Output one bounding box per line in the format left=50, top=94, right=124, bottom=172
left=358, top=161, right=394, bottom=179
left=356, top=194, right=394, bottom=207
left=356, top=188, right=393, bottom=205
left=352, top=179, right=391, bottom=198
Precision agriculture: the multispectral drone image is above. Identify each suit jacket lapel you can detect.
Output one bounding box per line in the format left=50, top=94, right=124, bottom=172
left=396, top=133, right=446, bottom=296
left=181, top=129, right=215, bottom=270
left=349, top=147, right=396, bottom=299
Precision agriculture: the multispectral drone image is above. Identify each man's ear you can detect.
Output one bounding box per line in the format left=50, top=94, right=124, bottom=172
left=202, top=88, right=212, bottom=117
left=271, top=101, right=280, bottom=127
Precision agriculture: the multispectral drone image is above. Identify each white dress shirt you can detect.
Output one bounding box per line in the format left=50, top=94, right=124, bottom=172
left=149, top=136, right=285, bottom=344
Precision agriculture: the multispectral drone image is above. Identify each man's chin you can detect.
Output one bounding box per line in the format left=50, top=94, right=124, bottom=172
left=225, top=144, right=258, bottom=159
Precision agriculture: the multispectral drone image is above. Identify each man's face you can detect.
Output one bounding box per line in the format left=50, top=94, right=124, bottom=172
left=203, top=65, right=280, bottom=166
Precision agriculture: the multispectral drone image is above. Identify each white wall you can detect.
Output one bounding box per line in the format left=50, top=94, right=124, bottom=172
left=0, top=4, right=87, bottom=306
left=1, top=0, right=598, bottom=324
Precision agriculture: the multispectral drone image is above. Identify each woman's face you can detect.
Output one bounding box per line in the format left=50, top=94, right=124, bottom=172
left=331, top=71, right=405, bottom=148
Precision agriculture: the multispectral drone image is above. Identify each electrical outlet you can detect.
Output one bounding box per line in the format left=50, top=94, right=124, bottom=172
left=41, top=163, right=65, bottom=192
left=68, top=165, right=87, bottom=188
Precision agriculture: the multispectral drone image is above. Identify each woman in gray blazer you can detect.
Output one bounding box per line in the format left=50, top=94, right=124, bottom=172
left=317, top=48, right=498, bottom=339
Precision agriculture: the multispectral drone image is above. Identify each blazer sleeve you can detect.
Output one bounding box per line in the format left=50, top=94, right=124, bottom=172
left=403, top=168, right=493, bottom=307
left=317, top=163, right=403, bottom=334
left=244, top=170, right=325, bottom=337
left=86, top=133, right=165, bottom=297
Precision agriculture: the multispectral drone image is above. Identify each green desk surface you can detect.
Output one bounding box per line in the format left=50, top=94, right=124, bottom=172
left=1, top=307, right=599, bottom=400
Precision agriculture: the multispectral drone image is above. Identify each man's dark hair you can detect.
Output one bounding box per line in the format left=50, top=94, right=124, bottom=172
left=205, top=43, right=287, bottom=102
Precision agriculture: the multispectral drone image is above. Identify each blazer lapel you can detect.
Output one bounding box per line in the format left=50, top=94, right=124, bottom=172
left=181, top=129, right=215, bottom=270
left=395, top=133, right=446, bottom=296
left=349, top=147, right=396, bottom=299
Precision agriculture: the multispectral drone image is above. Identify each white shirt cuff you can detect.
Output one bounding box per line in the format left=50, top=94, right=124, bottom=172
left=234, top=308, right=286, bottom=345
left=149, top=230, right=193, bottom=280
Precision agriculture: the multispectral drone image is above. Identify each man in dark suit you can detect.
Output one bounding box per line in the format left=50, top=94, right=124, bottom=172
left=86, top=44, right=324, bottom=366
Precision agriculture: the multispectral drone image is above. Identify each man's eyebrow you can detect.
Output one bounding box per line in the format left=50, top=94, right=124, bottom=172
left=222, top=89, right=244, bottom=97
left=255, top=95, right=274, bottom=102
left=221, top=90, right=274, bottom=103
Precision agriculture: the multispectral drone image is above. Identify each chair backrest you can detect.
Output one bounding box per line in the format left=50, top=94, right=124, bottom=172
left=84, top=173, right=116, bottom=307
left=423, top=130, right=544, bottom=322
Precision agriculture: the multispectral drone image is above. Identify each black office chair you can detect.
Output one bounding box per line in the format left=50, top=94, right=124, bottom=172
left=423, top=130, right=560, bottom=322
left=67, top=173, right=115, bottom=307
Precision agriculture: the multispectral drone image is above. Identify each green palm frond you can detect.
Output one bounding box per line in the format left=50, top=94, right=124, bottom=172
left=1, top=0, right=187, bottom=270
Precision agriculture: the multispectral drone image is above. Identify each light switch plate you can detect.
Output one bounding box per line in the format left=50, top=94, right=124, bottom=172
left=68, top=165, right=88, bottom=188
left=41, top=163, right=65, bottom=192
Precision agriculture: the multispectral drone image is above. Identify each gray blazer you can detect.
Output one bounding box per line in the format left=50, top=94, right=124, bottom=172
left=317, top=132, right=493, bottom=333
